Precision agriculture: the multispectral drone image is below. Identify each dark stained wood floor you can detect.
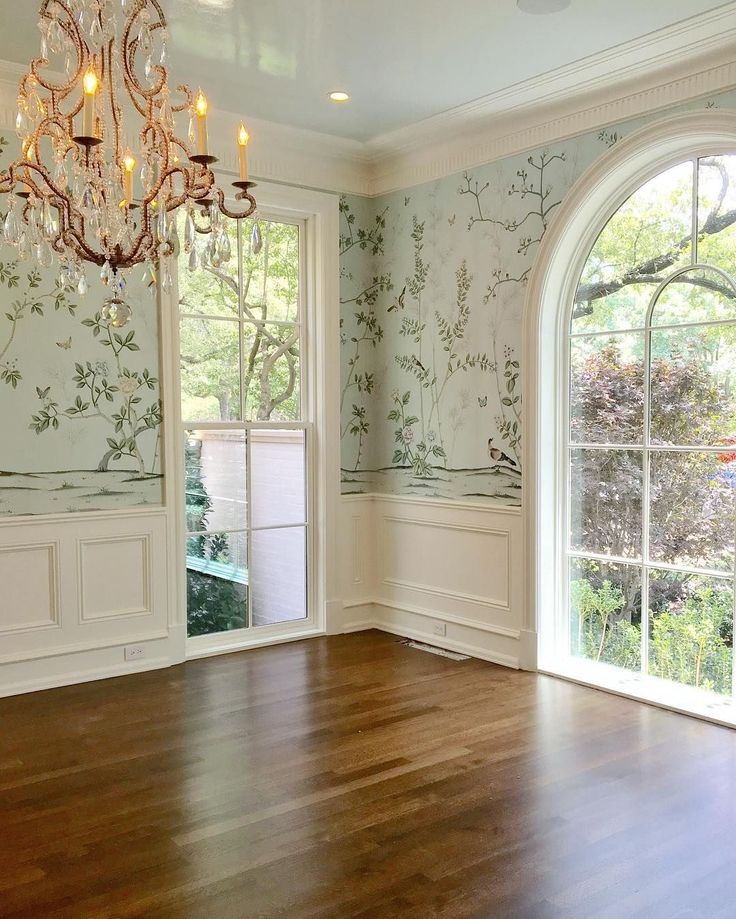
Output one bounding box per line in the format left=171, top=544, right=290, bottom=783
left=2, top=631, right=736, bottom=918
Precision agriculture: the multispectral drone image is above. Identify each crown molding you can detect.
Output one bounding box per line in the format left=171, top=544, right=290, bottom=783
left=366, top=51, right=736, bottom=196
left=0, top=4, right=735, bottom=200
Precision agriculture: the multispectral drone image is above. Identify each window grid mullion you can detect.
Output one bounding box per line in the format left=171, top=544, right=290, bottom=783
left=640, top=317, right=653, bottom=677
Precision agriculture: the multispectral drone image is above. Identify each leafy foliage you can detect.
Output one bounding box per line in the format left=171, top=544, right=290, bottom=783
left=30, top=313, right=161, bottom=474
left=185, top=438, right=246, bottom=637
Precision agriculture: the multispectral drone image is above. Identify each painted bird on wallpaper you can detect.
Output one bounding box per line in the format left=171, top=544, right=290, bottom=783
left=488, top=438, right=518, bottom=469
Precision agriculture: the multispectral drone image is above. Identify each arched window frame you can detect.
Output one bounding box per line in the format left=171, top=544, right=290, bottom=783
left=523, top=111, right=736, bottom=722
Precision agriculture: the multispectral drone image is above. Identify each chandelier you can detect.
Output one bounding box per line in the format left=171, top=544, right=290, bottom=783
left=0, top=0, right=257, bottom=327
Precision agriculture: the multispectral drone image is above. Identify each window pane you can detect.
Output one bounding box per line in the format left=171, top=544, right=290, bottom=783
left=650, top=267, right=736, bottom=326
left=251, top=526, right=307, bottom=626
left=570, top=557, right=641, bottom=671
left=251, top=429, right=306, bottom=528
left=650, top=325, right=736, bottom=446
left=570, top=333, right=644, bottom=444
left=180, top=317, right=240, bottom=422
left=242, top=219, right=300, bottom=324
left=570, top=448, right=643, bottom=558
left=573, top=161, right=694, bottom=333
left=243, top=322, right=300, bottom=421
left=186, top=531, right=248, bottom=636
left=649, top=451, right=736, bottom=572
left=698, top=154, right=736, bottom=278
left=177, top=213, right=239, bottom=318
left=185, top=430, right=246, bottom=533
left=648, top=569, right=733, bottom=695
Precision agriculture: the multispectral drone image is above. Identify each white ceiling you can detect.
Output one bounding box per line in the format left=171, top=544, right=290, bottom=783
left=0, top=0, right=732, bottom=142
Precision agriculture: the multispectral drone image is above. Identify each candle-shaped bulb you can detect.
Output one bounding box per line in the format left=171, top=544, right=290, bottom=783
left=237, top=121, right=249, bottom=181
left=122, top=150, right=136, bottom=206
left=194, top=89, right=209, bottom=156
left=82, top=67, right=98, bottom=137
left=83, top=68, right=98, bottom=96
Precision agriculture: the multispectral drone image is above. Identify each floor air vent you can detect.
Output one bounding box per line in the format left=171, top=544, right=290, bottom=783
left=399, top=639, right=470, bottom=661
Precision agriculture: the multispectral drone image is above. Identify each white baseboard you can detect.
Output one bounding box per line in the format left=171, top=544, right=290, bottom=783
left=343, top=599, right=520, bottom=669
left=0, top=625, right=185, bottom=698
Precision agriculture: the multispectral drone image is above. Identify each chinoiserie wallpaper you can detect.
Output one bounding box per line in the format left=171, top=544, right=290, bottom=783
left=340, top=90, right=736, bottom=504
left=0, top=137, right=163, bottom=516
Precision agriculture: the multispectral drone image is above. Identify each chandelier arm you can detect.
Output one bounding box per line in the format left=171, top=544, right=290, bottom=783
left=30, top=0, right=86, bottom=96
left=217, top=188, right=257, bottom=221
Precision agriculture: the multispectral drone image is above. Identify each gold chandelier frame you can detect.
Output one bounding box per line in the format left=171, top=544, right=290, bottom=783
left=0, top=0, right=256, bottom=271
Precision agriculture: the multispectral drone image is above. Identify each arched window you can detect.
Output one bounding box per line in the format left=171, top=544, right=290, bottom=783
left=566, top=155, right=736, bottom=698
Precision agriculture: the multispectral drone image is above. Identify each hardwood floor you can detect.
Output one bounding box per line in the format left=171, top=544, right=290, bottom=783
left=1, top=631, right=736, bottom=918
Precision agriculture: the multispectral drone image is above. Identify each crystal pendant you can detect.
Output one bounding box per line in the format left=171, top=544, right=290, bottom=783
left=17, top=231, right=29, bottom=261
left=218, top=231, right=232, bottom=263
left=162, top=265, right=172, bottom=292
left=106, top=298, right=132, bottom=329
left=15, top=108, right=29, bottom=138
left=81, top=182, right=97, bottom=217
left=157, top=205, right=168, bottom=244
left=3, top=203, right=19, bottom=245
left=77, top=272, right=89, bottom=296
left=100, top=259, right=113, bottom=286
left=251, top=221, right=263, bottom=255
left=100, top=299, right=112, bottom=321
left=188, top=245, right=198, bottom=272
left=184, top=212, right=195, bottom=253
left=167, top=222, right=180, bottom=258
left=160, top=97, right=173, bottom=129
left=188, top=115, right=196, bottom=145
left=37, top=241, right=53, bottom=268
left=145, top=55, right=153, bottom=80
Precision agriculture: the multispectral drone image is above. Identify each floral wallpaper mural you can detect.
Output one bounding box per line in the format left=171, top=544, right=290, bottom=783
left=0, top=138, right=163, bottom=517
left=339, top=90, right=736, bottom=505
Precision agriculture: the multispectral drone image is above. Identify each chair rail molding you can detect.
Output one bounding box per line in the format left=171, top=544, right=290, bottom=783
left=522, top=109, right=736, bottom=675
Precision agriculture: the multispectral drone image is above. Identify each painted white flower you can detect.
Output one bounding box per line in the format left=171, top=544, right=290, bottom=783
left=427, top=430, right=436, bottom=444
left=391, top=389, right=400, bottom=401
left=401, top=426, right=414, bottom=445
left=118, top=375, right=137, bottom=395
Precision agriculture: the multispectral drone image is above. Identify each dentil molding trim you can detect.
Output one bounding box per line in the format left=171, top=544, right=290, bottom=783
left=0, top=4, right=735, bottom=197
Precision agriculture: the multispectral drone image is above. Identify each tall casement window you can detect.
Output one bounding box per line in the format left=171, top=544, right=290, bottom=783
left=567, top=154, right=736, bottom=699
left=177, top=214, right=310, bottom=640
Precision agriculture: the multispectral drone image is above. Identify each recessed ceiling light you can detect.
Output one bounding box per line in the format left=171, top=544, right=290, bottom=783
left=517, top=0, right=571, bottom=13
left=329, top=91, right=351, bottom=103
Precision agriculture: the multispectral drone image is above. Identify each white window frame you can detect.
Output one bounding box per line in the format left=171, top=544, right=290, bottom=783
left=523, top=110, right=736, bottom=726
left=159, top=180, right=341, bottom=660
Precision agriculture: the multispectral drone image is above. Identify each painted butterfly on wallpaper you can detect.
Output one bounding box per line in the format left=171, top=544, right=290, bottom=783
left=56, top=337, right=72, bottom=350
left=448, top=214, right=456, bottom=226
left=478, top=396, right=487, bottom=407
left=404, top=196, right=411, bottom=207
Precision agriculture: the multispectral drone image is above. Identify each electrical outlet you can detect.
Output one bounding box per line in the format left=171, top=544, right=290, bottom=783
left=124, top=645, right=145, bottom=662
left=433, top=623, right=447, bottom=637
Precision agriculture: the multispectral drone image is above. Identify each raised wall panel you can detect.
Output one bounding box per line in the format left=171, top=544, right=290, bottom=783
left=0, top=542, right=59, bottom=634
left=381, top=516, right=510, bottom=610
left=79, top=534, right=152, bottom=622
left=341, top=495, right=524, bottom=668
left=0, top=510, right=171, bottom=685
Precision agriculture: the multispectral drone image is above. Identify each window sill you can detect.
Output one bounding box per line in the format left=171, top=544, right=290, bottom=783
left=540, top=655, right=736, bottom=729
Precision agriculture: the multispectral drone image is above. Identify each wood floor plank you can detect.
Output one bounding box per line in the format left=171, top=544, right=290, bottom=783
left=1, top=630, right=735, bottom=918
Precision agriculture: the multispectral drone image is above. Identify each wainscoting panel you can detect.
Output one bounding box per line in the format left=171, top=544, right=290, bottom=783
left=340, top=494, right=526, bottom=669
left=0, top=508, right=176, bottom=695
